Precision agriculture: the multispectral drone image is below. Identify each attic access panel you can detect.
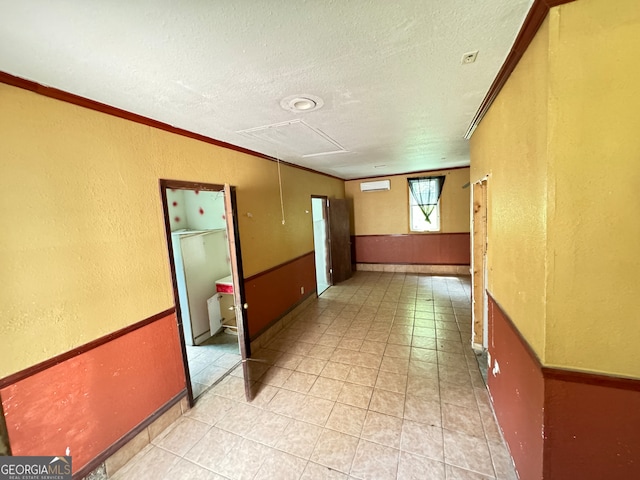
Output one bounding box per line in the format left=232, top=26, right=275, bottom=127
left=237, top=119, right=347, bottom=158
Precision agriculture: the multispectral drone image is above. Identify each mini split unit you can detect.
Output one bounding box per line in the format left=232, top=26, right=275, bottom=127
left=360, top=180, right=390, bottom=192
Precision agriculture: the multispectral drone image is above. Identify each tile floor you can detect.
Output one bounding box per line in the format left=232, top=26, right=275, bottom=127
left=186, top=330, right=242, bottom=399
left=113, top=272, right=517, bottom=480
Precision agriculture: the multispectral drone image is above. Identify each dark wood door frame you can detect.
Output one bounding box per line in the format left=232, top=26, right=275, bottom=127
left=159, top=179, right=249, bottom=407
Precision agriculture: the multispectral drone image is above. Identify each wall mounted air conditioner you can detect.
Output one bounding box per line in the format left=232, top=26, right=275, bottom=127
left=360, top=180, right=390, bottom=192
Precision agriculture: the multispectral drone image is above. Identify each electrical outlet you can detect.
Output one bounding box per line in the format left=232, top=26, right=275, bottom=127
left=300, top=286, right=304, bottom=295
left=461, top=50, right=479, bottom=64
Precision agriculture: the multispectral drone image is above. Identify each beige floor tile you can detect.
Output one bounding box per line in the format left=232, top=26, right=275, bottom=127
left=325, top=402, right=367, bottom=436
left=254, top=449, right=308, bottom=480
left=111, top=446, right=180, bottom=480
left=406, top=374, right=440, bottom=400
left=276, top=419, right=324, bottom=459
left=443, top=429, right=495, bottom=477
left=310, top=429, right=359, bottom=474
left=309, top=376, right=345, bottom=401
left=361, top=411, right=403, bottom=449
left=282, top=370, right=318, bottom=394
left=318, top=333, right=342, bottom=347
left=369, top=389, right=405, bottom=418
left=339, top=337, right=365, bottom=350
left=308, top=344, right=336, bottom=360
left=245, top=409, right=291, bottom=447
left=440, top=382, right=477, bottom=410
left=442, top=403, right=484, bottom=438
left=320, top=361, right=351, bottom=380
left=184, top=393, right=235, bottom=425
left=242, top=383, right=279, bottom=408
left=214, top=438, right=273, bottom=480
left=115, top=273, right=511, bottom=480
left=275, top=352, right=305, bottom=370
left=410, top=345, right=438, bottom=363
left=350, top=440, right=399, bottom=480
left=215, top=401, right=262, bottom=436
left=445, top=464, right=495, bottom=479
left=360, top=340, right=387, bottom=355
left=259, top=366, right=294, bottom=387
left=488, top=441, right=518, bottom=480
left=300, top=461, right=348, bottom=479
left=379, top=355, right=410, bottom=375
left=164, top=458, right=227, bottom=480
left=183, top=427, right=242, bottom=471
left=346, top=366, right=379, bottom=387
left=298, top=395, right=335, bottom=425
left=297, top=356, right=328, bottom=375
left=400, top=420, right=444, bottom=461
left=397, top=451, right=446, bottom=480
left=337, top=383, right=373, bottom=409
left=152, top=417, right=211, bottom=456
left=208, top=375, right=246, bottom=400
left=268, top=388, right=307, bottom=417
left=409, top=358, right=440, bottom=378
left=387, top=333, right=412, bottom=345
left=375, top=370, right=408, bottom=394
left=404, top=394, right=442, bottom=427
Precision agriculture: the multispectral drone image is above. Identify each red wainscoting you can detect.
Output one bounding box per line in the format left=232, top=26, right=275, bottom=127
left=352, top=233, right=470, bottom=265
left=543, top=371, right=640, bottom=480
left=0, top=310, right=186, bottom=476
left=487, top=295, right=640, bottom=480
left=243, top=251, right=317, bottom=339
left=487, top=296, right=545, bottom=480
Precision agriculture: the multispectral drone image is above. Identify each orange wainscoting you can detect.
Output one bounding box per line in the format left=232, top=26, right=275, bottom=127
left=0, top=310, right=185, bottom=475
left=243, top=252, right=317, bottom=339
left=352, top=233, right=470, bottom=265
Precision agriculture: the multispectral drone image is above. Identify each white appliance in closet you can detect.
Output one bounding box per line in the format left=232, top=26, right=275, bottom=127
left=171, top=229, right=231, bottom=345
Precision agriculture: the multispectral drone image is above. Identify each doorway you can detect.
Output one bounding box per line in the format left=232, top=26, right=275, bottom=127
left=311, top=196, right=331, bottom=295
left=160, top=180, right=251, bottom=405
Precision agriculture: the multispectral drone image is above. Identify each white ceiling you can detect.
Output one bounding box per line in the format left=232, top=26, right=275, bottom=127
left=0, top=0, right=533, bottom=180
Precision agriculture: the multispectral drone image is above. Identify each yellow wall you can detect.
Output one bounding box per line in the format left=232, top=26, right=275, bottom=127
left=544, top=0, right=640, bottom=376
left=345, top=168, right=470, bottom=235
left=470, top=17, right=550, bottom=359
left=471, top=0, right=640, bottom=378
left=0, top=84, right=344, bottom=378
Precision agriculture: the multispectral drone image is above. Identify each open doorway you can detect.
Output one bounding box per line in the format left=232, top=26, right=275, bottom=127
left=311, top=196, right=331, bottom=296
left=160, top=180, right=251, bottom=405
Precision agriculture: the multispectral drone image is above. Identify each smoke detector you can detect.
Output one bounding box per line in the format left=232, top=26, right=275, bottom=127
left=280, top=94, right=324, bottom=113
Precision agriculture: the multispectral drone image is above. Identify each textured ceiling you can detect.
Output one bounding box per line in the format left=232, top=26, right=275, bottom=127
left=0, top=0, right=533, bottom=179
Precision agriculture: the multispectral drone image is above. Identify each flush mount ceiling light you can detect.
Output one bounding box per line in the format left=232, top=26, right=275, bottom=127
left=280, top=94, right=324, bottom=113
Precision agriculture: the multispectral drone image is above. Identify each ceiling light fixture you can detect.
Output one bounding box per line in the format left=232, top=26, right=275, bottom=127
left=280, top=94, right=324, bottom=113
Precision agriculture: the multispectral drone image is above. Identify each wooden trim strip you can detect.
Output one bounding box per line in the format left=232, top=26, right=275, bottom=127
left=348, top=165, right=470, bottom=182
left=0, top=71, right=342, bottom=181
left=0, top=307, right=176, bottom=389
left=488, top=291, right=640, bottom=391
left=542, top=367, right=640, bottom=391
left=72, top=389, right=187, bottom=480
left=353, top=233, right=470, bottom=238
left=244, top=251, right=315, bottom=283
left=465, top=0, right=577, bottom=139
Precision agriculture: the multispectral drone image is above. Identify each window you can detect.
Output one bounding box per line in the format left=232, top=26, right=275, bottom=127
left=408, top=176, right=446, bottom=232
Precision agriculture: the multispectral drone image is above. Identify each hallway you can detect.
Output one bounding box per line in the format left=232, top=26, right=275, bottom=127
left=111, top=272, right=516, bottom=479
